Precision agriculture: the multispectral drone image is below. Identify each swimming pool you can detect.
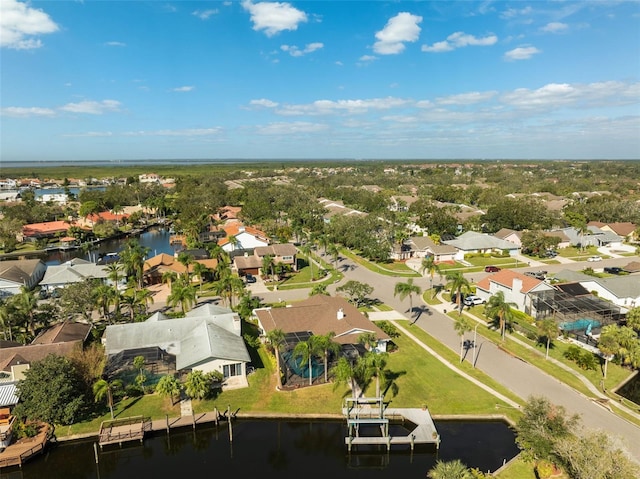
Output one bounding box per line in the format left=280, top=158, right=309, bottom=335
left=559, top=318, right=601, bottom=332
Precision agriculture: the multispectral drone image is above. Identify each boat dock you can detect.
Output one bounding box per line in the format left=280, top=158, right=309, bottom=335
left=343, top=397, right=440, bottom=452
left=98, top=416, right=152, bottom=448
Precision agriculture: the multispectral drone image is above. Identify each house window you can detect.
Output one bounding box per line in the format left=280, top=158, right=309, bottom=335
left=223, top=363, right=243, bottom=378
left=282, top=256, right=293, bottom=261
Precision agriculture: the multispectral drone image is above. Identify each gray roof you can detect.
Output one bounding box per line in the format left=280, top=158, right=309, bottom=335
left=40, top=261, right=109, bottom=287
left=444, top=231, right=518, bottom=251
left=0, top=382, right=19, bottom=408
left=553, top=269, right=640, bottom=300
left=552, top=269, right=596, bottom=283
left=104, top=303, right=250, bottom=371
left=0, top=259, right=44, bottom=284
left=553, top=226, right=622, bottom=246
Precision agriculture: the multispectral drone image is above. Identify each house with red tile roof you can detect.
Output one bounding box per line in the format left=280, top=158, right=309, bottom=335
left=83, top=210, right=130, bottom=226
left=21, top=220, right=72, bottom=240
left=474, top=269, right=554, bottom=315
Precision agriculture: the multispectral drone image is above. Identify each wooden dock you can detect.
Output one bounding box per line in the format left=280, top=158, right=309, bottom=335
left=98, top=416, right=152, bottom=448
left=0, top=422, right=51, bottom=469
left=343, top=397, right=440, bottom=452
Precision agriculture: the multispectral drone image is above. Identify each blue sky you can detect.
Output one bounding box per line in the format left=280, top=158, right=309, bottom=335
left=1, top=0, right=639, bottom=163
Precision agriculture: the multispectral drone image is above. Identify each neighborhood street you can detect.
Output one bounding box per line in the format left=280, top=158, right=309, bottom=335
left=255, top=252, right=640, bottom=463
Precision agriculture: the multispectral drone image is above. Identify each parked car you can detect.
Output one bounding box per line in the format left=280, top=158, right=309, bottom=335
left=587, top=255, right=602, bottom=262
left=525, top=271, right=547, bottom=280
left=463, top=295, right=486, bottom=306
left=245, top=274, right=257, bottom=283
left=604, top=266, right=623, bottom=274
left=545, top=250, right=558, bottom=258
left=484, top=265, right=501, bottom=272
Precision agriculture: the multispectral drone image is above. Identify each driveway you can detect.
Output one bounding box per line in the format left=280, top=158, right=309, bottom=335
left=259, top=253, right=640, bottom=463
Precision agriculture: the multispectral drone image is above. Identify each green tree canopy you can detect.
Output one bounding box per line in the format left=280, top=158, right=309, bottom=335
left=14, top=354, right=88, bottom=426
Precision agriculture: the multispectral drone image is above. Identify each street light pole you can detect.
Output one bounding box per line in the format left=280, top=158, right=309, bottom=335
left=472, top=323, right=480, bottom=368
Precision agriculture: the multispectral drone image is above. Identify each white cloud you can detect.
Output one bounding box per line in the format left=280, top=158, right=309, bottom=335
left=0, top=0, right=59, bottom=50
left=422, top=31, right=497, bottom=53
left=280, top=42, right=323, bottom=57
left=1, top=106, right=55, bottom=117
left=123, top=128, right=222, bottom=137
left=271, top=97, right=413, bottom=116
left=540, top=22, right=568, bottom=33
left=59, top=100, right=121, bottom=115
left=373, top=12, right=422, bottom=55
left=436, top=91, right=498, bottom=105
left=249, top=99, right=279, bottom=108
left=500, top=6, right=533, bottom=20
left=172, top=86, right=195, bottom=92
left=504, top=45, right=541, bottom=61
left=105, top=41, right=126, bottom=47
left=193, top=9, right=218, bottom=20
left=241, top=0, right=308, bottom=37
left=358, top=55, right=377, bottom=62
left=63, top=131, right=114, bottom=138
left=254, top=121, right=328, bottom=135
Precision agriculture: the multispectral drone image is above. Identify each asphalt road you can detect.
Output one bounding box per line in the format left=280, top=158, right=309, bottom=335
left=256, top=253, right=640, bottom=463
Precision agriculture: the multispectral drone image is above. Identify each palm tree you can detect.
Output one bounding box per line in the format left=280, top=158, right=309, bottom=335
left=420, top=255, right=442, bottom=298
left=105, top=263, right=124, bottom=317
left=315, top=332, right=339, bottom=383
left=427, top=459, right=473, bottom=479
left=293, top=335, right=322, bottom=386
left=191, top=262, right=210, bottom=292
left=156, top=374, right=182, bottom=405
left=262, top=254, right=275, bottom=281
left=536, top=318, right=559, bottom=360
left=161, top=270, right=178, bottom=289
left=0, top=299, right=16, bottom=341
left=484, top=291, right=517, bottom=341
left=135, top=288, right=154, bottom=315
left=93, top=378, right=123, bottom=419
left=358, top=332, right=378, bottom=352
left=393, top=278, right=422, bottom=317
left=326, top=243, right=340, bottom=270
left=363, top=351, right=393, bottom=398
left=167, top=277, right=197, bottom=315
left=597, top=333, right=618, bottom=380
left=120, top=239, right=150, bottom=289
left=445, top=271, right=472, bottom=315
left=16, top=286, right=39, bottom=337
left=300, top=243, right=315, bottom=280
left=309, top=283, right=328, bottom=296
left=176, top=251, right=194, bottom=281
left=454, top=316, right=473, bottom=363
left=266, top=328, right=287, bottom=389
left=331, top=356, right=364, bottom=399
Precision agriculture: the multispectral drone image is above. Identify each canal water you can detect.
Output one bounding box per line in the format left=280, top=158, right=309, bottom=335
left=0, top=419, right=520, bottom=479
left=43, top=226, right=177, bottom=266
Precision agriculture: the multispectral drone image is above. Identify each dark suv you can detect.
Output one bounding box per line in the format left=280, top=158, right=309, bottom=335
left=604, top=266, right=623, bottom=275
left=245, top=274, right=257, bottom=283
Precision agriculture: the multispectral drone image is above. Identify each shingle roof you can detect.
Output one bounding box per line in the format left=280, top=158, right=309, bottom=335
left=475, top=269, right=543, bottom=294
left=444, top=231, right=519, bottom=251
left=104, top=303, right=250, bottom=371
left=40, top=262, right=109, bottom=286
left=31, top=321, right=92, bottom=345
left=254, top=295, right=390, bottom=346
left=0, top=259, right=44, bottom=284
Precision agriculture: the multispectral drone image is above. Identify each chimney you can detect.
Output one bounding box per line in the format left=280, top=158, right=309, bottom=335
left=337, top=308, right=344, bottom=320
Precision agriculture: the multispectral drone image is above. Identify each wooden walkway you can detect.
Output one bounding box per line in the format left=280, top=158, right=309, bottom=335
left=0, top=423, right=51, bottom=469
left=343, top=397, right=440, bottom=452
left=98, top=416, right=152, bottom=448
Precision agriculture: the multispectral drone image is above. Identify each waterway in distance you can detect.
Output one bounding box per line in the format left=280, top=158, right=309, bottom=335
left=0, top=419, right=520, bottom=479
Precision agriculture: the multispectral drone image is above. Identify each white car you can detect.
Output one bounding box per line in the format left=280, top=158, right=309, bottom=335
left=587, top=255, right=602, bottom=262
left=463, top=295, right=486, bottom=306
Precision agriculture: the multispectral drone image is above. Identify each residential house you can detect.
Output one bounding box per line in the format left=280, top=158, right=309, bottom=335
left=234, top=243, right=298, bottom=277
left=0, top=259, right=47, bottom=298
left=218, top=223, right=269, bottom=255
left=552, top=269, right=639, bottom=310
left=253, top=295, right=392, bottom=353
left=443, top=231, right=520, bottom=261
left=474, top=269, right=554, bottom=316
left=548, top=226, right=622, bottom=249
left=81, top=210, right=130, bottom=228
left=143, top=253, right=217, bottom=285
left=103, top=303, right=251, bottom=390
left=317, top=198, right=367, bottom=223
left=22, top=220, right=72, bottom=241
left=39, top=258, right=109, bottom=293
left=493, top=229, right=523, bottom=248
left=588, top=221, right=637, bottom=242
left=391, top=236, right=457, bottom=263
left=0, top=321, right=93, bottom=407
